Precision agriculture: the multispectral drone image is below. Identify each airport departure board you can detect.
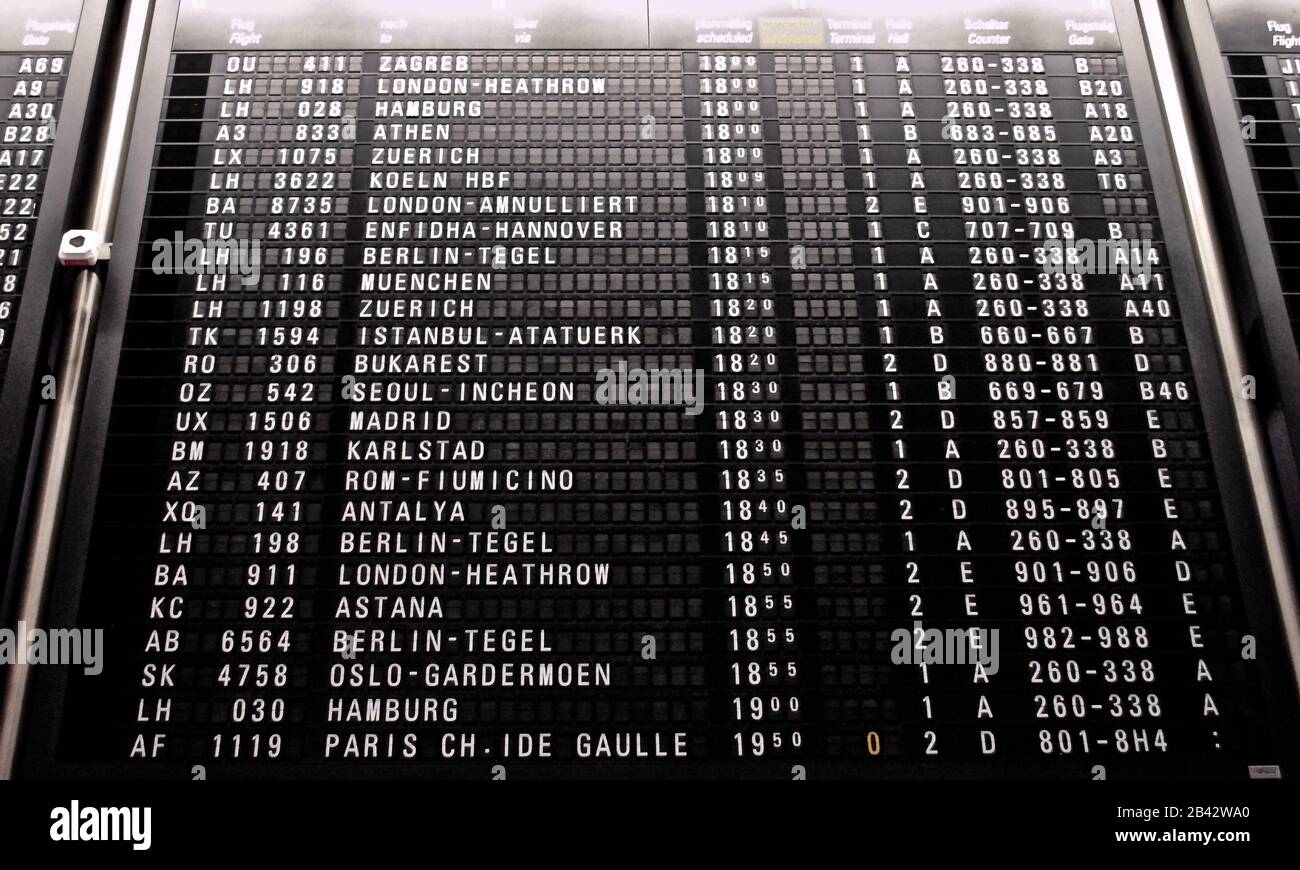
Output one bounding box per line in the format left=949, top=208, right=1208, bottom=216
left=13, top=0, right=1300, bottom=780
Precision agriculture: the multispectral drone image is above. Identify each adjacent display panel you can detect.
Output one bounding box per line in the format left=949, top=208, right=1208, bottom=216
left=1175, top=0, right=1300, bottom=560
left=0, top=1, right=104, bottom=618
left=15, top=0, right=1300, bottom=778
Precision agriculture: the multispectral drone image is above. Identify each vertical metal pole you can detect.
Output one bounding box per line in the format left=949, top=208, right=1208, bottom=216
left=1136, top=0, right=1300, bottom=704
left=0, top=0, right=156, bottom=779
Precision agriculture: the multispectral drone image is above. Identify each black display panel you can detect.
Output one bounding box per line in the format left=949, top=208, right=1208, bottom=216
left=0, top=1, right=102, bottom=616
left=1175, top=0, right=1300, bottom=568
left=15, top=0, right=1300, bottom=779
left=1213, top=0, right=1300, bottom=342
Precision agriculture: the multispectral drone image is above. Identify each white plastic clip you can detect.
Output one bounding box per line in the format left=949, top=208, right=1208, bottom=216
left=58, top=229, right=112, bottom=268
